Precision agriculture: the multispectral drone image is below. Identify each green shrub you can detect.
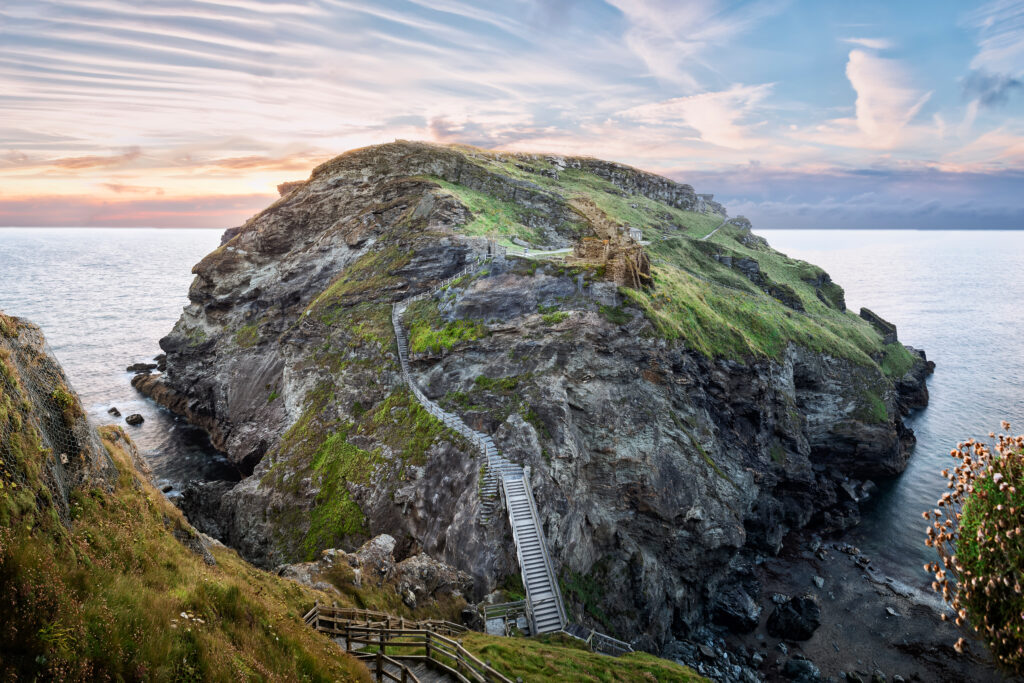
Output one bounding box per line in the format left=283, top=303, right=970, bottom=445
left=541, top=311, right=569, bottom=325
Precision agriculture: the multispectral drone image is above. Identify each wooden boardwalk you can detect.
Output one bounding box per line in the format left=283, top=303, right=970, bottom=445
left=305, top=606, right=512, bottom=683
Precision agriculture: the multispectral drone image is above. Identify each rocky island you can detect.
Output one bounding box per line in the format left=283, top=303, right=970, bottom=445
left=129, top=140, right=963, bottom=679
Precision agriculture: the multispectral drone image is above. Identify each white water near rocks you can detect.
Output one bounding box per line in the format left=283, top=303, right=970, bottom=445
left=0, top=227, right=237, bottom=495
left=1, top=227, right=1022, bottom=592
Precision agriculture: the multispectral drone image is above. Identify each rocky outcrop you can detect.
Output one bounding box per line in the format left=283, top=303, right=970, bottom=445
left=0, top=312, right=116, bottom=519
left=277, top=534, right=473, bottom=610
left=860, top=308, right=898, bottom=344
left=135, top=141, right=931, bottom=652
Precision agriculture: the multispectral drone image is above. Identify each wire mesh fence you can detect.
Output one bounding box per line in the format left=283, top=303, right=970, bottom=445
left=0, top=318, right=112, bottom=521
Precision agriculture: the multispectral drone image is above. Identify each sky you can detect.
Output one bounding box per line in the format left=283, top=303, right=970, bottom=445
left=1, top=0, right=1022, bottom=229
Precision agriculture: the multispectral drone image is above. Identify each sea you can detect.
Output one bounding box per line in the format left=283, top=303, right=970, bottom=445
left=1, top=227, right=1022, bottom=588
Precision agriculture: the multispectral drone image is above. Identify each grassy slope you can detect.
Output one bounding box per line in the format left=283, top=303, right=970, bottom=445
left=462, top=632, right=706, bottom=682
left=0, top=345, right=370, bottom=680
left=422, top=147, right=914, bottom=375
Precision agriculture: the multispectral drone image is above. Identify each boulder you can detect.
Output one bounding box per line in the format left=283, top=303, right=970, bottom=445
left=784, top=657, right=822, bottom=682
left=712, top=584, right=762, bottom=633
left=275, top=534, right=473, bottom=609
left=125, top=414, right=145, bottom=426
left=766, top=595, right=821, bottom=640
left=107, top=406, right=121, bottom=417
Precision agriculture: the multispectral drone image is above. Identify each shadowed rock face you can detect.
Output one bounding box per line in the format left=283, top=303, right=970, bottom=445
left=135, top=141, right=931, bottom=651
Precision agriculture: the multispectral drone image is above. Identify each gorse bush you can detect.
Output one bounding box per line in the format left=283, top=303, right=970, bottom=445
left=924, top=422, right=1024, bottom=674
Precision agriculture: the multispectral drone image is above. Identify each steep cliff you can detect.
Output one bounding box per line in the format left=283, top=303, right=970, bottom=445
left=0, top=311, right=371, bottom=681
left=135, top=141, right=932, bottom=651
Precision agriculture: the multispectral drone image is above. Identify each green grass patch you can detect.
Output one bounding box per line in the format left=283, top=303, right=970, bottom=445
left=858, top=390, right=889, bottom=424
left=0, top=380, right=370, bottom=683
left=541, top=311, right=569, bottom=325
left=405, top=298, right=487, bottom=353
left=427, top=176, right=561, bottom=246
left=234, top=322, right=259, bottom=348
left=599, top=304, right=631, bottom=325
left=307, top=245, right=412, bottom=325
left=880, top=343, right=916, bottom=377
left=460, top=631, right=706, bottom=682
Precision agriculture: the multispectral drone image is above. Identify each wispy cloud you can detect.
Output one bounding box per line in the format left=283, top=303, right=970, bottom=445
left=604, top=0, right=788, bottom=88
left=617, top=84, right=774, bottom=149
left=50, top=147, right=143, bottom=170
left=841, top=37, right=892, bottom=50
left=963, top=0, right=1024, bottom=75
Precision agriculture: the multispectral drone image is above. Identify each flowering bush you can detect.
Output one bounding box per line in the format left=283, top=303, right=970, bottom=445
left=924, top=422, right=1024, bottom=674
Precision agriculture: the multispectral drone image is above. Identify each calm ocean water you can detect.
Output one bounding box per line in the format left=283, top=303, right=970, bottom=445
left=0, top=228, right=238, bottom=492
left=1, top=227, right=1022, bottom=585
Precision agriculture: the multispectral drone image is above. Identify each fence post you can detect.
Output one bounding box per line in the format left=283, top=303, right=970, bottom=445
left=376, top=629, right=385, bottom=683
left=425, top=631, right=432, bottom=663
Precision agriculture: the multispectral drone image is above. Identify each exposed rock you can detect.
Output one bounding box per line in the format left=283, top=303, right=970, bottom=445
left=859, top=308, right=898, bottom=344
left=107, top=406, right=121, bottom=417
left=894, top=347, right=934, bottom=415
left=124, top=413, right=145, bottom=426
left=712, top=584, right=762, bottom=633
left=219, top=226, right=242, bottom=246
left=126, top=362, right=158, bottom=373
left=766, top=595, right=822, bottom=640
left=276, top=534, right=473, bottom=609
left=784, top=657, right=822, bottom=682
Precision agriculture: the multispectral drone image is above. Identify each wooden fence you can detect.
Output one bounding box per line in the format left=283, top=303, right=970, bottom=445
left=304, top=605, right=514, bottom=683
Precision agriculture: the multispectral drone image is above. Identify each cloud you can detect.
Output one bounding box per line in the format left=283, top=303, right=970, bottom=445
left=200, top=154, right=325, bottom=171
left=604, top=0, right=786, bottom=87
left=0, top=193, right=273, bottom=228
left=841, top=37, right=892, bottom=50
left=678, top=166, right=1024, bottom=229
left=799, top=50, right=932, bottom=150
left=846, top=50, right=931, bottom=144
left=617, top=84, right=773, bottom=149
left=49, top=147, right=143, bottom=170
left=101, top=183, right=164, bottom=195
left=963, top=69, right=1023, bottom=107
left=963, top=0, right=1024, bottom=75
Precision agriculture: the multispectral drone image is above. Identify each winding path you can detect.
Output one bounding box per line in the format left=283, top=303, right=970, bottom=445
left=701, top=216, right=732, bottom=241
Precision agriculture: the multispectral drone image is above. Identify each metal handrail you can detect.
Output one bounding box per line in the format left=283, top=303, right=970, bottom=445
left=519, top=474, right=568, bottom=630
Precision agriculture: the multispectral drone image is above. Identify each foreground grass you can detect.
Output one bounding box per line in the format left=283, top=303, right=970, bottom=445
left=0, top=346, right=369, bottom=682
left=461, top=632, right=707, bottom=682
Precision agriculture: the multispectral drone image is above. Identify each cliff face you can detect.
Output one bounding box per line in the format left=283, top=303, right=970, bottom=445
left=136, top=141, right=931, bottom=650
